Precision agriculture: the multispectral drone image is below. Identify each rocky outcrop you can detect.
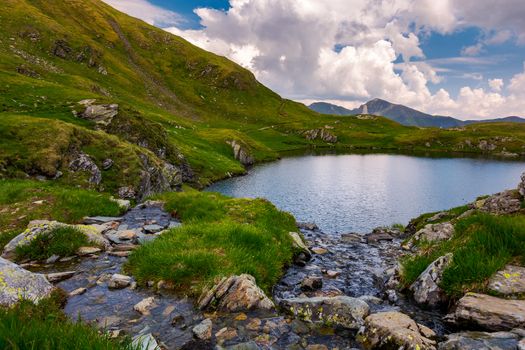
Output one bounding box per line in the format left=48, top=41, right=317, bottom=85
left=227, top=140, right=254, bottom=166
left=0, top=257, right=55, bottom=306
left=438, top=331, right=519, bottom=350
left=406, top=222, right=454, bottom=249
left=2, top=220, right=110, bottom=260
left=478, top=190, right=522, bottom=215
left=303, top=128, right=338, bottom=143
left=198, top=274, right=274, bottom=312
left=280, top=296, right=369, bottom=329
left=359, top=311, right=437, bottom=350
left=76, top=99, right=118, bottom=127
left=410, top=253, right=453, bottom=307
left=488, top=265, right=525, bottom=297
left=450, top=293, right=525, bottom=331
left=69, top=152, right=102, bottom=186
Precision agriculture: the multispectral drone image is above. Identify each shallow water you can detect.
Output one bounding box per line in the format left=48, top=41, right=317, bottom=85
left=207, top=153, right=525, bottom=233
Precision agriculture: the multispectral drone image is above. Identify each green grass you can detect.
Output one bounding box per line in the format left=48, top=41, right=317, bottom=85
left=401, top=213, right=525, bottom=298
left=126, top=190, right=297, bottom=295
left=15, top=226, right=89, bottom=261
left=0, top=179, right=123, bottom=249
left=0, top=290, right=134, bottom=350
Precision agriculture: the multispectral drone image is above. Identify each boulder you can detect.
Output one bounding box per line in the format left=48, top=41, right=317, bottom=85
left=198, top=274, right=274, bottom=312
left=297, top=222, right=319, bottom=231
left=108, top=274, right=132, bottom=289
left=488, top=265, right=525, bottom=297
left=280, top=296, right=369, bottom=329
left=406, top=222, right=454, bottom=249
left=2, top=221, right=109, bottom=260
left=227, top=140, right=254, bottom=166
left=451, top=293, right=525, bottom=331
left=77, top=100, right=119, bottom=127
left=192, top=318, right=213, bottom=340
left=359, top=311, right=436, bottom=350
left=479, top=190, right=522, bottom=215
left=69, top=152, right=102, bottom=185
left=366, top=227, right=395, bottom=244
left=0, top=257, right=55, bottom=306
left=410, top=253, right=453, bottom=307
left=438, top=331, right=519, bottom=350
left=288, top=231, right=311, bottom=263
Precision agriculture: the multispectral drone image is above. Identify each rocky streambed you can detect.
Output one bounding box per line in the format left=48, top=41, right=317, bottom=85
left=4, top=186, right=525, bottom=349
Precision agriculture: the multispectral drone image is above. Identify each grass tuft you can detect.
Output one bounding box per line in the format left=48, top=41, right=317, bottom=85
left=15, top=226, right=89, bottom=261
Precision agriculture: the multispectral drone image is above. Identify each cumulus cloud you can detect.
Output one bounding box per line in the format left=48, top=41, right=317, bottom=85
left=488, top=78, right=504, bottom=92
left=102, top=0, right=183, bottom=27
left=104, top=0, right=525, bottom=119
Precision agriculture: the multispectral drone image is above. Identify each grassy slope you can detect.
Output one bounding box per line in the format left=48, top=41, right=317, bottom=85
left=1, top=0, right=525, bottom=190
left=401, top=204, right=525, bottom=298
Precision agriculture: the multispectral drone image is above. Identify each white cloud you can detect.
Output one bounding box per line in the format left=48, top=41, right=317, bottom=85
left=104, top=0, right=525, bottom=119
left=102, top=0, right=183, bottom=27
left=488, top=78, right=504, bottom=92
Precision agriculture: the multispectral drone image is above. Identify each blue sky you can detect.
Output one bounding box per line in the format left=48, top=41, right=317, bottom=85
left=104, top=0, right=525, bottom=118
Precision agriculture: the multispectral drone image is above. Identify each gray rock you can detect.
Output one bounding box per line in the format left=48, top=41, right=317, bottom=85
left=108, top=274, right=132, bottom=289
left=359, top=311, right=437, bottom=350
left=340, top=233, right=363, bottom=244
left=519, top=172, right=525, bottom=198
left=132, top=333, right=159, bottom=350
left=69, top=152, right=101, bottom=185
left=77, top=246, right=101, bottom=256
left=303, top=128, right=337, bottom=143
left=226, top=140, right=254, bottom=166
left=198, top=274, right=274, bottom=312
left=410, top=253, right=453, bottom=307
left=438, top=331, right=519, bottom=350
left=134, top=297, right=156, bottom=315
left=102, top=158, right=114, bottom=170
left=479, top=190, right=522, bottom=215
left=79, top=102, right=119, bottom=127
left=280, top=296, right=369, bottom=329
left=46, top=271, right=76, bottom=283
left=69, top=287, right=87, bottom=296
left=406, top=222, right=454, bottom=250
left=143, top=224, right=164, bottom=233
left=192, top=318, right=212, bottom=340
left=0, top=257, right=54, bottom=306
left=45, top=254, right=60, bottom=264
left=427, top=211, right=448, bottom=222
left=83, top=216, right=123, bottom=224
left=118, top=186, right=136, bottom=199
left=288, top=231, right=311, bottom=263
left=301, top=276, right=323, bottom=291
left=297, top=222, right=319, bottom=231
left=488, top=265, right=525, bottom=297
left=222, top=341, right=261, bottom=350
left=451, top=293, right=525, bottom=331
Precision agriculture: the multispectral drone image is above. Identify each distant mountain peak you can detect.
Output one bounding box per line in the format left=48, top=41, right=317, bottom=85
left=308, top=99, right=525, bottom=128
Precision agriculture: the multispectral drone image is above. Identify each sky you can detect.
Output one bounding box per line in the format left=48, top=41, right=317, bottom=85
left=102, top=0, right=525, bottom=120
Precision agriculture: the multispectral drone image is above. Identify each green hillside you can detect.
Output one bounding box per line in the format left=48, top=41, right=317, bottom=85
left=1, top=0, right=524, bottom=196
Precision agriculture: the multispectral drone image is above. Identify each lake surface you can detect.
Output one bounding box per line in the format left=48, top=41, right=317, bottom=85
left=207, top=153, right=525, bottom=233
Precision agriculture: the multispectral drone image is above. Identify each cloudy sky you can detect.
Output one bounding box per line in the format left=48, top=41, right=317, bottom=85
left=103, top=0, right=525, bottom=119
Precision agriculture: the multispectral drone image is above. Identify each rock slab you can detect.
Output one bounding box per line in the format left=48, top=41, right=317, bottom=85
left=410, top=253, right=453, bottom=306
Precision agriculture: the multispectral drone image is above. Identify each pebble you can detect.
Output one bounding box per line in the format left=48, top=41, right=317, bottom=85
left=69, top=287, right=87, bottom=296
left=311, top=247, right=328, bottom=255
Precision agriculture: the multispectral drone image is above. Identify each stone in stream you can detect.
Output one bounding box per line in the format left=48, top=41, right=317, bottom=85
left=134, top=297, right=156, bottom=315
left=488, top=265, right=525, bottom=297
left=410, top=253, right=453, bottom=307
left=438, top=331, right=519, bottom=350
left=297, top=222, right=319, bottom=231
left=365, top=227, right=396, bottom=244
left=220, top=341, right=261, bottom=350
left=215, top=327, right=238, bottom=343
left=288, top=231, right=311, bottom=264
left=311, top=247, right=328, bottom=255
left=143, top=224, right=164, bottom=233
left=280, top=296, right=369, bottom=329
left=46, top=271, right=76, bottom=283
left=117, top=230, right=137, bottom=241
left=132, top=333, right=159, bottom=350
left=108, top=274, right=132, bottom=289
left=359, top=311, right=437, bottom=350
left=192, top=318, right=213, bottom=340
left=450, top=293, right=525, bottom=331
left=340, top=233, right=362, bottom=244
left=77, top=246, right=102, bottom=256
left=69, top=287, right=87, bottom=296
left=46, top=254, right=60, bottom=264
left=83, top=216, right=123, bottom=225
left=198, top=274, right=274, bottom=312
left=301, top=276, right=323, bottom=291
left=0, top=257, right=55, bottom=306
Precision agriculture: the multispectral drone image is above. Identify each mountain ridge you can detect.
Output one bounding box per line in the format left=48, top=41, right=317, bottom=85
left=309, top=99, right=525, bottom=128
